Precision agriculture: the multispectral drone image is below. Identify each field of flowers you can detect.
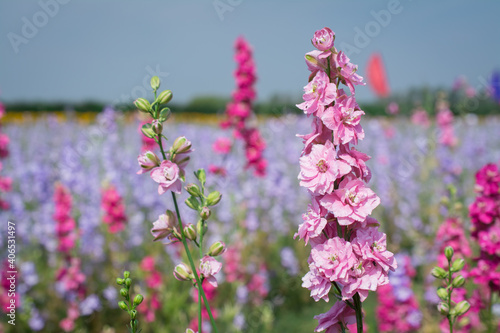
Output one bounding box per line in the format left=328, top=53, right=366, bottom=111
left=1, top=27, right=500, bottom=333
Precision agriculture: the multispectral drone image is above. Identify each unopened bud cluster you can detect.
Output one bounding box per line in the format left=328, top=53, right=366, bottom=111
left=116, top=271, right=144, bottom=333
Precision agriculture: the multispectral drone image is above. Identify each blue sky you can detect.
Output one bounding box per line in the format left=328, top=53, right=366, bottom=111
left=1, top=0, right=499, bottom=104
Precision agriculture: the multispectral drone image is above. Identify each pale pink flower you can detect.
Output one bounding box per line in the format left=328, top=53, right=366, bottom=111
left=310, top=237, right=357, bottom=283
left=314, top=301, right=356, bottom=333
left=200, top=256, right=222, bottom=287
left=212, top=137, right=232, bottom=154
left=334, top=51, right=365, bottom=94
left=311, top=27, right=335, bottom=52
left=299, top=141, right=351, bottom=195
left=410, top=108, right=430, bottom=128
left=302, top=262, right=332, bottom=302
left=297, top=117, right=333, bottom=156
left=137, top=151, right=160, bottom=174
left=320, top=177, right=380, bottom=226
left=305, top=50, right=328, bottom=76
left=295, top=198, right=328, bottom=245
left=150, top=160, right=182, bottom=194
left=297, top=71, right=337, bottom=116
left=351, top=227, right=397, bottom=273
left=338, top=144, right=372, bottom=182
left=321, top=93, right=365, bottom=145
left=342, top=261, right=388, bottom=301
left=151, top=211, right=179, bottom=243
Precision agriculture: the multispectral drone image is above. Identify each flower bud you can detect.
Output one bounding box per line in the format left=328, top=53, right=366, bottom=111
left=130, top=309, right=137, bottom=319
left=157, top=90, right=173, bottom=104
left=196, top=220, right=207, bottom=237
left=172, top=136, right=192, bottom=154
left=138, top=151, right=161, bottom=171
left=116, top=278, right=124, bottom=285
left=133, top=294, right=144, bottom=306
left=118, top=301, right=128, bottom=311
left=159, top=107, right=171, bottom=122
left=152, top=119, right=163, bottom=135
left=183, top=224, right=197, bottom=241
left=454, top=300, right=471, bottom=316
left=206, top=191, right=222, bottom=206
left=185, top=196, right=200, bottom=211
left=437, top=287, right=449, bottom=300
left=173, top=263, right=193, bottom=281
left=452, top=275, right=465, bottom=288
left=431, top=267, right=447, bottom=279
left=185, top=183, right=202, bottom=197
left=208, top=241, right=226, bottom=257
left=437, top=302, right=450, bottom=315
left=123, top=271, right=130, bottom=279
left=150, top=76, right=160, bottom=91
left=200, top=206, right=211, bottom=220
left=134, top=98, right=151, bottom=113
left=195, top=169, right=206, bottom=186
left=125, top=278, right=131, bottom=287
left=141, top=123, right=156, bottom=139
left=186, top=329, right=195, bottom=333
left=444, top=246, right=454, bottom=261
left=120, top=288, right=128, bottom=297
left=451, top=258, right=465, bottom=272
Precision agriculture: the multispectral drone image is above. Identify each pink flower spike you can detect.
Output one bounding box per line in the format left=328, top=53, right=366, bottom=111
left=200, top=256, right=222, bottom=288
left=150, top=160, right=182, bottom=194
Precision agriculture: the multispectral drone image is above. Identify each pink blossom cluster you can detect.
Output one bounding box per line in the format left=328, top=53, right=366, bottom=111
left=0, top=101, right=11, bottom=210
left=214, top=36, right=267, bottom=177
left=436, top=217, right=472, bottom=269
left=469, top=163, right=500, bottom=292
left=0, top=260, right=20, bottom=313
left=410, top=107, right=430, bottom=128
left=376, top=255, right=421, bottom=333
left=140, top=256, right=163, bottom=323
left=56, top=258, right=86, bottom=332
left=101, top=184, right=127, bottom=233
left=53, top=184, right=78, bottom=254
left=436, top=101, right=458, bottom=147
left=296, top=27, right=396, bottom=332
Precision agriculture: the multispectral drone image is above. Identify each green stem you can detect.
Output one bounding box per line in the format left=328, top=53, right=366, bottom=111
left=171, top=193, right=219, bottom=333
left=198, top=221, right=205, bottom=333
left=447, top=261, right=453, bottom=333
left=353, top=293, right=363, bottom=333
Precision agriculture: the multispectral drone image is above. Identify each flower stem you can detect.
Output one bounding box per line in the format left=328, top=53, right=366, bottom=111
left=198, top=221, right=205, bottom=333
left=353, top=293, right=363, bottom=333
left=447, top=259, right=453, bottom=333
left=171, top=192, right=219, bottom=333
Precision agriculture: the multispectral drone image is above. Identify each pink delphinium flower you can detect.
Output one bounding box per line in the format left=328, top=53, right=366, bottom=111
left=474, top=163, right=500, bottom=196
left=436, top=108, right=458, bottom=147
left=101, top=185, right=127, bottom=233
left=150, top=160, right=182, bottom=194
left=150, top=210, right=179, bottom=243
left=223, top=244, right=244, bottom=283
left=56, top=257, right=86, bottom=298
left=338, top=145, right=372, bottom=183
left=199, top=256, right=222, bottom=287
left=386, top=102, right=399, bottom=115
left=297, top=117, right=333, bottom=156
left=314, top=301, right=356, bottom=333
left=137, top=150, right=160, bottom=174
left=410, top=107, right=430, bottom=128
left=53, top=184, right=77, bottom=254
left=298, top=141, right=351, bottom=195
left=351, top=227, right=397, bottom=273
left=311, top=27, right=335, bottom=52
left=295, top=198, right=328, bottom=245
left=297, top=70, right=337, bottom=116
left=436, top=217, right=472, bottom=268
left=60, top=302, right=80, bottom=332
left=247, top=264, right=269, bottom=303
left=212, top=137, right=232, bottom=154
left=334, top=51, right=365, bottom=95
left=311, top=237, right=357, bottom=282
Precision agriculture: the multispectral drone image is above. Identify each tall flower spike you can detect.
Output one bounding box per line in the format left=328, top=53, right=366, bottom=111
left=296, top=27, right=396, bottom=333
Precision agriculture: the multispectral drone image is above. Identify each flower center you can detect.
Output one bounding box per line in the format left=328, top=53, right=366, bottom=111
left=329, top=254, right=338, bottom=262
left=343, top=107, right=357, bottom=125
left=164, top=168, right=175, bottom=181
left=316, top=159, right=329, bottom=173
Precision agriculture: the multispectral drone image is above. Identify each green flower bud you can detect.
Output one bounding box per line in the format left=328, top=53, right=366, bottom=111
left=134, top=98, right=151, bottom=113
left=123, top=271, right=130, bottom=279
left=141, top=123, right=156, bottom=139
left=172, top=136, right=192, bottom=154
left=133, top=294, right=144, bottom=306
left=183, top=223, right=197, bottom=241
left=150, top=76, right=160, bottom=91
left=152, top=119, right=163, bottom=135
left=130, top=309, right=137, bottom=320
left=159, top=107, right=171, bottom=122
left=125, top=278, right=131, bottom=287
left=437, top=302, right=449, bottom=315
left=444, top=246, right=454, bottom=261
left=200, top=207, right=211, bottom=220
left=185, top=196, right=200, bottom=211
left=208, top=241, right=226, bottom=257
left=185, top=183, right=202, bottom=197
left=120, top=288, right=128, bottom=298
left=116, top=278, right=124, bottom=285
left=157, top=90, right=173, bottom=104
left=451, top=258, right=465, bottom=272
left=437, top=287, right=449, bottom=300
left=455, top=301, right=470, bottom=317
left=194, top=169, right=206, bottom=186
left=431, top=267, right=447, bottom=279
left=452, top=275, right=465, bottom=288
left=118, top=301, right=128, bottom=311
left=186, top=329, right=195, bottom=333
left=206, top=191, right=222, bottom=206
left=173, top=263, right=193, bottom=281
left=196, top=220, right=207, bottom=237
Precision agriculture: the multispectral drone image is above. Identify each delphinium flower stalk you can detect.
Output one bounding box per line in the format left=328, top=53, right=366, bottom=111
left=0, top=99, right=11, bottom=210
left=436, top=98, right=458, bottom=148
left=101, top=184, right=127, bottom=234
left=213, top=36, right=267, bottom=177
left=139, top=256, right=162, bottom=323
left=469, top=163, right=500, bottom=332
left=116, top=271, right=144, bottom=333
left=295, top=27, right=397, bottom=332
left=431, top=246, right=470, bottom=333
left=134, top=76, right=224, bottom=333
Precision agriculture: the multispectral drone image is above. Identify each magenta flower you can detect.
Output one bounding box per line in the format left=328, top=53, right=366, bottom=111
left=310, top=237, right=357, bottom=283
left=311, top=27, right=335, bottom=52
left=320, top=177, right=380, bottom=226
left=469, top=196, right=497, bottom=225
left=299, top=141, right=351, bottom=195
left=474, top=163, right=500, bottom=196
left=200, top=256, right=222, bottom=287
left=478, top=226, right=500, bottom=256
left=321, top=93, right=365, bottom=145
left=351, top=227, right=397, bottom=273
left=297, top=71, right=337, bottom=116
left=150, top=160, right=182, bottom=194
left=314, top=301, right=356, bottom=333
left=295, top=198, right=328, bottom=245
